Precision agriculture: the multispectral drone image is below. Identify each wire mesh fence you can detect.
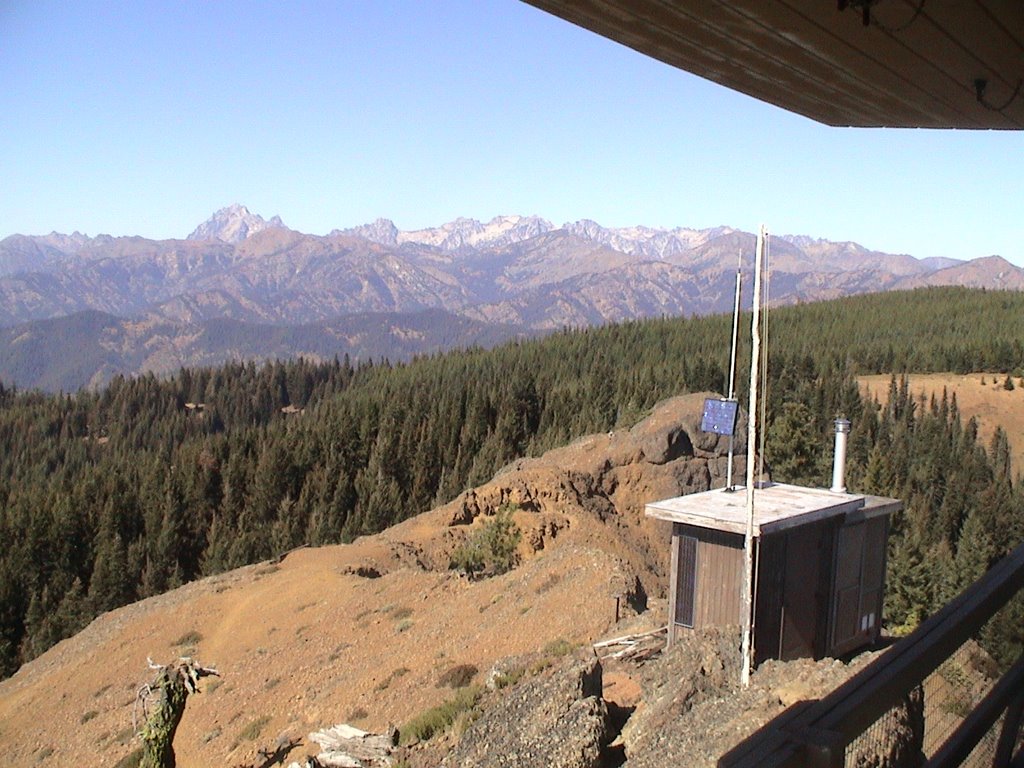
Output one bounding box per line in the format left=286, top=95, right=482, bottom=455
left=842, top=600, right=1021, bottom=768
left=719, top=543, right=1024, bottom=768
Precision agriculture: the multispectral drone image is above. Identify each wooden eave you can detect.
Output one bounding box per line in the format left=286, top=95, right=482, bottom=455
left=522, top=0, right=1024, bottom=129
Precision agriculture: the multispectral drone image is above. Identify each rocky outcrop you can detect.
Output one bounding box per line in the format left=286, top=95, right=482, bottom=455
left=394, top=392, right=749, bottom=601
left=422, top=627, right=896, bottom=768
left=621, top=629, right=887, bottom=767
left=441, top=655, right=609, bottom=768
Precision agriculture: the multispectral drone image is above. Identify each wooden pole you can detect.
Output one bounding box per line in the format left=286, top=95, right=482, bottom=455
left=740, top=225, right=766, bottom=687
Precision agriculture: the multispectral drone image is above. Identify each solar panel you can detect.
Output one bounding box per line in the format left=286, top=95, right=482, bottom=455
left=701, top=398, right=739, bottom=436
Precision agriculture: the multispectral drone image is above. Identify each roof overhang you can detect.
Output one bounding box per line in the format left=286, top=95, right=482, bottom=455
left=522, top=0, right=1024, bottom=129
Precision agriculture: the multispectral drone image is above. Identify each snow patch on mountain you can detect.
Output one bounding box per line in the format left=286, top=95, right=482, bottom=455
left=562, top=219, right=731, bottom=259
left=395, top=215, right=554, bottom=251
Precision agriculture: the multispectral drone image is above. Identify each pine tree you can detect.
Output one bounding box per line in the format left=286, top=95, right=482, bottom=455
left=765, top=401, right=825, bottom=486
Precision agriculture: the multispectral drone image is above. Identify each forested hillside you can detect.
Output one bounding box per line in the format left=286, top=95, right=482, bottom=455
left=1, top=286, right=1022, bottom=677
left=5, top=212, right=1024, bottom=393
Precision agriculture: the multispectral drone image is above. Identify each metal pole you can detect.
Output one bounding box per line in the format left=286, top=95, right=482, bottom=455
left=830, top=419, right=851, bottom=493
left=726, top=253, right=743, bottom=490
left=740, top=225, right=765, bottom=687
left=727, top=252, right=743, bottom=399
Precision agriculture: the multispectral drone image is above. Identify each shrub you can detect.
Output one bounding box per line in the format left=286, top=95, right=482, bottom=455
left=234, top=715, right=271, bottom=746
left=492, top=666, right=525, bottom=690
left=399, top=686, right=482, bottom=745
left=436, top=663, right=477, bottom=689
left=450, top=505, right=521, bottom=577
left=171, top=630, right=202, bottom=647
left=543, top=638, right=575, bottom=657
left=529, top=658, right=552, bottom=675
left=376, top=666, right=411, bottom=690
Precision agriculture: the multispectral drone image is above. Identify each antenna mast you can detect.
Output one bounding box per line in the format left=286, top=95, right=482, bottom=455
left=725, top=251, right=743, bottom=490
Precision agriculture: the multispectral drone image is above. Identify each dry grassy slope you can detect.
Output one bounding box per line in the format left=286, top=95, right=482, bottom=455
left=859, top=372, right=1024, bottom=477
left=0, top=393, right=739, bottom=768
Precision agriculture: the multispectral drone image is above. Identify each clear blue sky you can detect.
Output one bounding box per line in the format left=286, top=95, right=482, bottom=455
left=1, top=1, right=1021, bottom=265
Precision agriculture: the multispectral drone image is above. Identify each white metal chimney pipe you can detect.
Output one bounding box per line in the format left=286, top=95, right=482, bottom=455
left=831, top=418, right=852, bottom=493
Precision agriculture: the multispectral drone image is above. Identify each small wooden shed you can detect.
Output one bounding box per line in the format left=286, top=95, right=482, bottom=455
left=646, top=483, right=901, bottom=663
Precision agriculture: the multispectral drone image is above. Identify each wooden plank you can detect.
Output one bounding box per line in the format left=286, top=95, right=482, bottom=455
left=645, top=483, right=872, bottom=536
left=716, top=0, right=969, bottom=125
left=868, top=0, right=1024, bottom=126
left=754, top=533, right=787, bottom=663
left=524, top=0, right=1024, bottom=127
left=780, top=525, right=823, bottom=660
left=525, top=0, right=900, bottom=126
left=693, top=527, right=744, bottom=628
left=774, top=0, right=1016, bottom=128
left=668, top=524, right=681, bottom=644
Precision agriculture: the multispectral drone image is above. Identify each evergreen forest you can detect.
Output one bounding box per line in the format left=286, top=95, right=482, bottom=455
left=1, top=286, right=1023, bottom=678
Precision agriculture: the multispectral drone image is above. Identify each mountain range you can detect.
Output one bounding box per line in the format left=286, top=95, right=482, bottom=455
left=1, top=204, right=1021, bottom=391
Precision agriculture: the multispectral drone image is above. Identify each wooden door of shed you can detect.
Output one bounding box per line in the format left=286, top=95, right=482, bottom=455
left=753, top=520, right=835, bottom=663
left=779, top=524, right=827, bottom=660
left=830, top=515, right=888, bottom=656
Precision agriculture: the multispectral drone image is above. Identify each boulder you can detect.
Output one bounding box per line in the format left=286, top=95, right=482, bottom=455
left=441, top=655, right=609, bottom=768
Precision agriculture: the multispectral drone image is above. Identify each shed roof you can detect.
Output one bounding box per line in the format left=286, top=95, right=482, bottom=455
left=645, top=482, right=899, bottom=536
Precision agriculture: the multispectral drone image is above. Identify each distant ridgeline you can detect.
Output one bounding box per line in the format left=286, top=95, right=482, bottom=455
left=0, top=286, right=1021, bottom=677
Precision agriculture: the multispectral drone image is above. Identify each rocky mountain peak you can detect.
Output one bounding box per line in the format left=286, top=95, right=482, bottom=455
left=41, top=231, right=93, bottom=254
left=187, top=204, right=287, bottom=244
left=394, top=214, right=556, bottom=251
left=334, top=218, right=401, bottom=245
left=562, top=219, right=713, bottom=260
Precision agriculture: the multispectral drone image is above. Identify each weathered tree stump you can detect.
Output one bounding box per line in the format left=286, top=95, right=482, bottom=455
left=136, top=657, right=219, bottom=768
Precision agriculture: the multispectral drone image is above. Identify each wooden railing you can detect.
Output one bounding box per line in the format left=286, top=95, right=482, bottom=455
left=719, top=541, right=1024, bottom=768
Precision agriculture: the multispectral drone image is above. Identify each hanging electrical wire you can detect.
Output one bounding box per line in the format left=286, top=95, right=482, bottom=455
left=873, top=0, right=927, bottom=33
left=974, top=78, right=1023, bottom=113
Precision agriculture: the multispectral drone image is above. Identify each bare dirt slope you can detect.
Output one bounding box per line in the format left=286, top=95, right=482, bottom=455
left=859, top=372, right=1024, bottom=477
left=0, top=393, right=743, bottom=767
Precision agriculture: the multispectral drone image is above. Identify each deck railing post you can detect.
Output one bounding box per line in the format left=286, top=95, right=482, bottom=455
left=993, top=684, right=1024, bottom=767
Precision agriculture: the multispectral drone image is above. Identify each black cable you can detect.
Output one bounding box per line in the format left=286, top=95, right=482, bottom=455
left=974, top=78, right=1023, bottom=112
